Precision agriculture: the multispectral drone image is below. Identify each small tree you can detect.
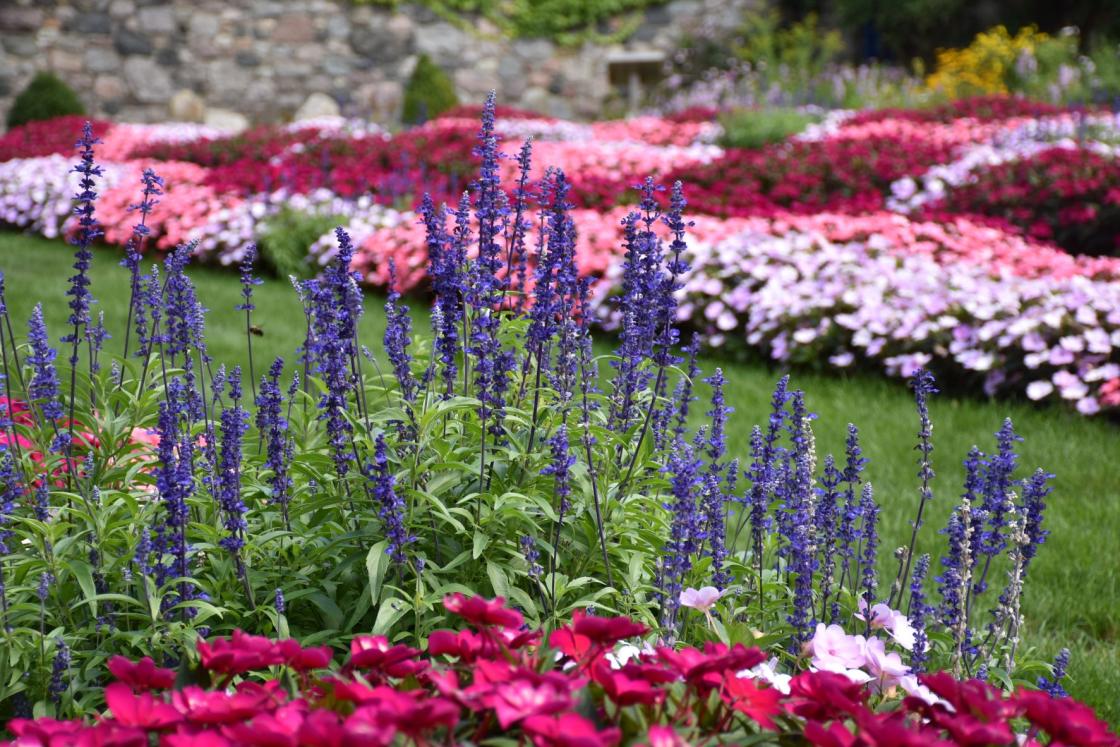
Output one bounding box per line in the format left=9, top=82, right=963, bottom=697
left=7, top=72, right=85, bottom=129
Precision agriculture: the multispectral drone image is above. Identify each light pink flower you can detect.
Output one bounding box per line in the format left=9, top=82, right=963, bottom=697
left=864, top=638, right=910, bottom=690
left=679, top=586, right=724, bottom=613
left=808, top=623, right=867, bottom=674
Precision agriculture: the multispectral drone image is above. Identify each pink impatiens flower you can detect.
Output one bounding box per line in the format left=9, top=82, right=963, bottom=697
left=806, top=624, right=870, bottom=683
left=856, top=600, right=917, bottom=650
left=679, top=587, right=724, bottom=613
left=863, top=637, right=910, bottom=691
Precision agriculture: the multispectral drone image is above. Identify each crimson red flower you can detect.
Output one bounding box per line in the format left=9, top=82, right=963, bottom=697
left=274, top=639, right=333, bottom=672
left=658, top=642, right=766, bottom=692
left=570, top=610, right=648, bottom=646
left=786, top=671, right=869, bottom=721
left=107, top=655, right=177, bottom=691
left=162, top=725, right=234, bottom=746
left=198, top=630, right=285, bottom=675
left=428, top=629, right=488, bottom=661
left=104, top=682, right=183, bottom=730
left=1017, top=689, right=1120, bottom=747
left=643, top=725, right=690, bottom=747
left=443, top=593, right=524, bottom=629
left=522, top=713, right=622, bottom=747
left=347, top=635, right=426, bottom=678
left=171, top=683, right=279, bottom=725
left=485, top=678, right=572, bottom=729
left=803, top=720, right=857, bottom=747
left=297, top=709, right=345, bottom=747
left=719, top=673, right=783, bottom=729
left=591, top=661, right=664, bottom=707
left=220, top=702, right=308, bottom=746
left=549, top=626, right=595, bottom=664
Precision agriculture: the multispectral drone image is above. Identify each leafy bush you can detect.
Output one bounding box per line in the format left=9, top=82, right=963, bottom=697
left=6, top=596, right=1114, bottom=746
left=258, top=208, right=346, bottom=279
left=718, top=107, right=817, bottom=149
left=0, top=108, right=1061, bottom=724
left=5, top=72, right=85, bottom=129
left=402, top=55, right=460, bottom=125
left=359, top=0, right=668, bottom=42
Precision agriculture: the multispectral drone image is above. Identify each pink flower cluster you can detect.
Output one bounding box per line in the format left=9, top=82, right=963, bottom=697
left=6, top=595, right=1115, bottom=747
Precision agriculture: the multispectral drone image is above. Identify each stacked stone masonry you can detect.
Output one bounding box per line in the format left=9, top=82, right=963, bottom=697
left=0, top=0, right=756, bottom=125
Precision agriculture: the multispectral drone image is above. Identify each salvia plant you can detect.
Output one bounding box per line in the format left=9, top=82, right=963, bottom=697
left=0, top=98, right=1061, bottom=721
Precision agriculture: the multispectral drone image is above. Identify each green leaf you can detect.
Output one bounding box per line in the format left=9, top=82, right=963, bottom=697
left=472, top=529, right=490, bottom=560
left=487, top=562, right=510, bottom=599
left=67, top=559, right=98, bottom=617
left=365, top=540, right=390, bottom=606
left=372, top=598, right=411, bottom=636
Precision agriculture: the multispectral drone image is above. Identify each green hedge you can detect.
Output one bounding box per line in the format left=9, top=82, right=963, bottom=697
left=402, top=54, right=459, bottom=124
left=6, top=72, right=85, bottom=129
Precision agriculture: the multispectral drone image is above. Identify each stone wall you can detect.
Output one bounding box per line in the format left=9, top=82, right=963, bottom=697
left=0, top=0, right=756, bottom=127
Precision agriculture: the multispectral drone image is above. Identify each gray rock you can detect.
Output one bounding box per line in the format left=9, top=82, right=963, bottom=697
left=109, top=0, right=137, bottom=19
left=138, top=6, right=178, bottom=34
left=84, top=46, right=121, bottom=73
left=325, top=14, right=350, bottom=40
left=204, top=107, right=249, bottom=133
left=123, top=56, right=173, bottom=103
left=114, top=29, right=153, bottom=56
left=349, top=18, right=414, bottom=64
left=188, top=13, right=221, bottom=39
left=155, top=46, right=180, bottom=66
left=0, top=7, right=44, bottom=32
left=71, top=12, right=113, bottom=35
left=322, top=54, right=351, bottom=77
left=294, top=91, right=340, bottom=120
left=169, top=88, right=205, bottom=121
left=94, top=74, right=128, bottom=101
left=413, top=21, right=466, bottom=66
left=235, top=50, right=261, bottom=67
left=272, top=13, right=315, bottom=44
left=2, top=34, right=39, bottom=57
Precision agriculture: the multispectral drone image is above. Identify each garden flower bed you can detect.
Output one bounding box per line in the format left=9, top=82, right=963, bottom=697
left=0, top=97, right=1118, bottom=418
left=0, top=100, right=1116, bottom=743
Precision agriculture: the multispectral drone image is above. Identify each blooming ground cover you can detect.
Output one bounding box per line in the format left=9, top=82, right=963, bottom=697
left=0, top=101, right=1117, bottom=741
left=1, top=98, right=1119, bottom=419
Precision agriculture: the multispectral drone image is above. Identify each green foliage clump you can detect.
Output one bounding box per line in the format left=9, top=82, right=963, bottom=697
left=258, top=208, right=345, bottom=280
left=718, top=107, right=818, bottom=149
left=402, top=55, right=460, bottom=125
left=6, top=72, right=85, bottom=129
left=359, top=0, right=667, bottom=43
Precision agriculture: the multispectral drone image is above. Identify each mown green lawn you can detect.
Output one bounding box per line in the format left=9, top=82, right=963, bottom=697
left=2, top=230, right=1118, bottom=722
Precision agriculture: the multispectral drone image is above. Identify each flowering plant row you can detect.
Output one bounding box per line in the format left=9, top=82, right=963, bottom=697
left=2, top=104, right=1119, bottom=415
left=5, top=595, right=1116, bottom=747
left=0, top=105, right=1084, bottom=726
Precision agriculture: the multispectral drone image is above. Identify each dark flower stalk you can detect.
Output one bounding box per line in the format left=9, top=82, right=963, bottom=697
left=383, top=261, right=417, bottom=404
left=817, top=456, right=842, bottom=622
left=236, top=246, right=263, bottom=401
left=216, top=367, right=251, bottom=603
left=541, top=424, right=575, bottom=604
left=27, top=305, right=64, bottom=425
left=48, top=638, right=70, bottom=705
left=257, top=358, right=293, bottom=531
left=660, top=435, right=702, bottom=632
left=367, top=434, right=414, bottom=567
left=859, top=483, right=880, bottom=626
left=62, top=123, right=103, bottom=474
left=837, top=424, right=866, bottom=591
left=1037, top=648, right=1070, bottom=697
left=1019, top=468, right=1052, bottom=570
left=420, top=195, right=464, bottom=397
left=119, top=167, right=163, bottom=372
left=908, top=553, right=931, bottom=672
left=892, top=368, right=938, bottom=609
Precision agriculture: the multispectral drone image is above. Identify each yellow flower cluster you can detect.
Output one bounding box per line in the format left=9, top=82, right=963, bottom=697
left=926, top=26, right=1050, bottom=98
